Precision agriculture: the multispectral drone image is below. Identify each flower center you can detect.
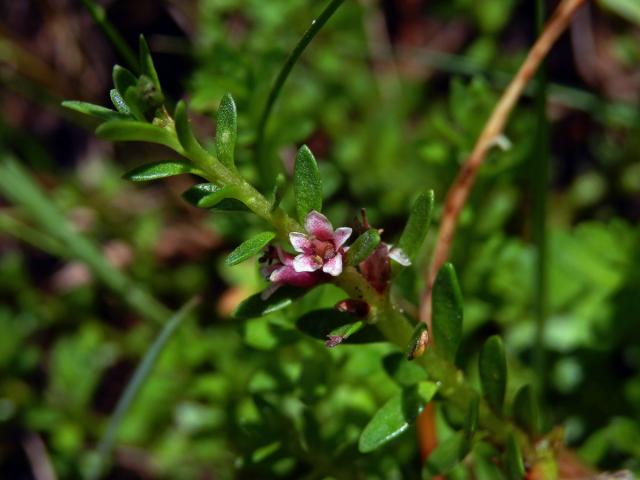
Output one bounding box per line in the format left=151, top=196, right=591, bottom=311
left=312, top=239, right=336, bottom=260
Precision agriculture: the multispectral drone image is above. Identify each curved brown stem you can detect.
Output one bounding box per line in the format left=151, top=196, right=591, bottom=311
left=420, top=0, right=587, bottom=325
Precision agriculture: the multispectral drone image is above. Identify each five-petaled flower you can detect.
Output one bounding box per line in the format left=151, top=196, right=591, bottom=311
left=289, top=210, right=352, bottom=277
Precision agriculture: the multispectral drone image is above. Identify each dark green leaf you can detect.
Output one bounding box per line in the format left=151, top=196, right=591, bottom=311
left=505, top=433, right=525, bottom=480
left=96, top=120, right=181, bottom=151
left=479, top=335, right=507, bottom=413
left=109, top=89, right=130, bottom=115
left=61, top=101, right=128, bottom=122
left=397, top=190, right=434, bottom=262
left=345, top=229, right=381, bottom=266
left=383, top=352, right=428, bottom=387
left=293, top=145, right=322, bottom=223
left=296, top=309, right=384, bottom=344
left=225, top=231, right=276, bottom=266
left=406, top=322, right=429, bottom=360
left=182, top=183, right=249, bottom=211
left=112, top=65, right=138, bottom=98
left=122, top=161, right=197, bottom=182
left=233, top=286, right=308, bottom=319
left=123, top=86, right=146, bottom=121
left=512, top=385, right=540, bottom=434
left=422, top=432, right=468, bottom=479
left=138, top=35, right=161, bottom=92
left=215, top=93, right=237, bottom=168
left=359, top=384, right=436, bottom=453
left=464, top=394, right=479, bottom=441
left=432, top=263, right=463, bottom=363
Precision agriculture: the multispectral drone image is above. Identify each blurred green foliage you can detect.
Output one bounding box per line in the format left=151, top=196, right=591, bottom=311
left=1, top=0, right=640, bottom=478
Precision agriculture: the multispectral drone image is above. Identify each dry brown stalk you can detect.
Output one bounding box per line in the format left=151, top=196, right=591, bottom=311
left=419, top=0, right=587, bottom=326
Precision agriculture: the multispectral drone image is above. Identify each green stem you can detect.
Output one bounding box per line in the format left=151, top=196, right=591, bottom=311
left=532, top=0, right=549, bottom=398
left=79, top=0, right=140, bottom=73
left=86, top=296, right=200, bottom=480
left=0, top=155, right=169, bottom=324
left=254, top=0, right=345, bottom=186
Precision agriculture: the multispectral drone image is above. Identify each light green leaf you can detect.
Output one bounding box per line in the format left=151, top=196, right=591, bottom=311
left=138, top=35, right=162, bottom=92
left=432, top=263, right=463, bottom=363
left=122, top=161, right=197, bottom=182
left=225, top=232, right=275, bottom=266
left=182, top=183, right=249, bottom=211
left=345, top=229, right=380, bottom=266
left=293, top=145, right=322, bottom=223
left=96, top=120, right=181, bottom=151
left=359, top=385, right=434, bottom=453
left=61, top=101, right=128, bottom=122
left=174, top=101, right=208, bottom=160
left=479, top=335, right=507, bottom=413
left=397, top=190, right=434, bottom=262
left=215, top=93, right=237, bottom=168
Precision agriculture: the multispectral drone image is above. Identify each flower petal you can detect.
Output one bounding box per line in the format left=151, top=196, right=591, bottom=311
left=333, top=227, right=352, bottom=249
left=389, top=247, right=411, bottom=266
left=305, top=210, right=334, bottom=240
left=322, top=253, right=343, bottom=276
left=275, top=246, right=294, bottom=266
left=289, top=232, right=312, bottom=253
left=293, top=254, right=323, bottom=272
left=270, top=265, right=320, bottom=288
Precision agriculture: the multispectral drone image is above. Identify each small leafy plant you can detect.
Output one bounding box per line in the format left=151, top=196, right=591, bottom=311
left=62, top=36, right=564, bottom=478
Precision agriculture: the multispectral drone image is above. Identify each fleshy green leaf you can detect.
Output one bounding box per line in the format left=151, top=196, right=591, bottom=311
left=123, top=86, right=146, bottom=121
left=432, top=263, right=463, bottom=363
left=293, top=145, right=322, bottom=223
left=174, top=101, right=208, bottom=160
left=225, top=232, right=275, bottom=266
left=505, top=433, right=525, bottom=480
left=296, top=309, right=383, bottom=344
left=422, top=432, right=468, bottom=478
left=182, top=183, right=249, bottom=211
left=358, top=383, right=437, bottom=453
left=110, top=89, right=130, bottom=115
left=122, top=161, right=197, bottom=182
left=479, top=335, right=507, bottom=414
left=61, top=101, right=128, bottom=122
left=112, top=65, right=138, bottom=98
left=138, top=35, right=161, bottom=92
left=464, top=394, right=480, bottom=441
left=96, top=120, right=182, bottom=151
left=233, top=286, right=307, bottom=319
left=382, top=352, right=428, bottom=387
left=512, top=385, right=540, bottom=434
left=215, top=93, right=237, bottom=168
left=397, top=190, right=434, bottom=262
left=345, top=229, right=381, bottom=266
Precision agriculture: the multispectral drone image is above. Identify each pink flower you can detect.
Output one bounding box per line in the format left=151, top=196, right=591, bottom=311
left=289, top=210, right=352, bottom=277
left=359, top=243, right=410, bottom=293
left=260, top=246, right=323, bottom=299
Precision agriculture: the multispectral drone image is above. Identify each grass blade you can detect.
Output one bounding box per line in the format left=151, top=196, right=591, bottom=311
left=87, top=297, right=200, bottom=479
